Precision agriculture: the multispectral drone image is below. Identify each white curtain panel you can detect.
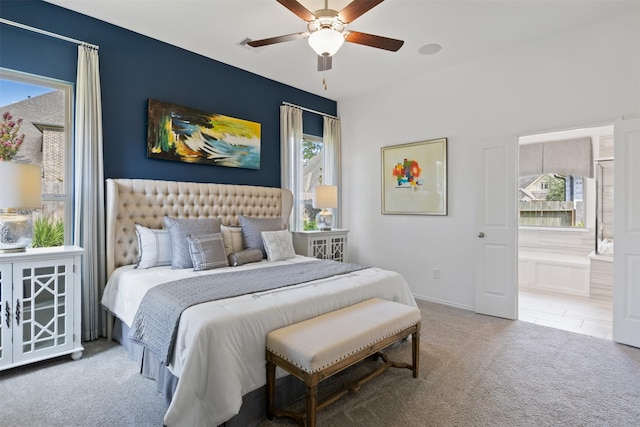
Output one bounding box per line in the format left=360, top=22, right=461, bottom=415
left=323, top=116, right=342, bottom=227
left=74, top=45, right=106, bottom=340
left=280, top=105, right=303, bottom=231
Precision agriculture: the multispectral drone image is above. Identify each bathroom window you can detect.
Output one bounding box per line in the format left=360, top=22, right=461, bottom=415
left=518, top=173, right=585, bottom=227
left=519, top=137, right=592, bottom=228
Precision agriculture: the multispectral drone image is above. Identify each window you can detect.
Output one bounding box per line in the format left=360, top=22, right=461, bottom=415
left=301, top=134, right=324, bottom=230
left=519, top=173, right=586, bottom=227
left=289, top=131, right=340, bottom=231
left=0, top=68, right=74, bottom=246
left=518, top=135, right=595, bottom=228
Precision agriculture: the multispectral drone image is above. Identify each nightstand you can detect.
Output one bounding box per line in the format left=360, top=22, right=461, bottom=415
left=0, top=246, right=84, bottom=371
left=291, top=229, right=349, bottom=262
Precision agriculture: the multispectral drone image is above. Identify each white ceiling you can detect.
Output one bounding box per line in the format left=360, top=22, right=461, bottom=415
left=44, top=0, right=638, bottom=102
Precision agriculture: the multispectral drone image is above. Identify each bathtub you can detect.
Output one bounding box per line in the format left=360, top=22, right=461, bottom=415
left=518, top=251, right=590, bottom=296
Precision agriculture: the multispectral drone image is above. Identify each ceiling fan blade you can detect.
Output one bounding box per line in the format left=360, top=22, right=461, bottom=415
left=338, top=0, right=385, bottom=23
left=247, top=32, right=307, bottom=48
left=317, top=55, right=332, bottom=72
left=345, top=31, right=404, bottom=52
left=276, top=0, right=316, bottom=22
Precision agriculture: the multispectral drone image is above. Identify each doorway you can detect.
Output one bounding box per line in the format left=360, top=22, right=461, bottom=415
left=517, top=125, right=614, bottom=339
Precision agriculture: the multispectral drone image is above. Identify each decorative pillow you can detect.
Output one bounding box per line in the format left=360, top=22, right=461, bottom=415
left=187, top=233, right=229, bottom=271
left=238, top=216, right=284, bottom=258
left=228, top=248, right=264, bottom=267
left=134, top=224, right=172, bottom=269
left=261, top=230, right=297, bottom=262
left=164, top=216, right=222, bottom=268
left=221, top=225, right=245, bottom=255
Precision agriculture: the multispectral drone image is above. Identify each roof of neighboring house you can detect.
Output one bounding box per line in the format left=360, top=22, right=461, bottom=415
left=1, top=90, right=65, bottom=164
left=519, top=188, right=536, bottom=200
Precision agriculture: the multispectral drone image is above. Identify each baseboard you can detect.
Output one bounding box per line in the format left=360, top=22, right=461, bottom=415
left=412, top=294, right=475, bottom=312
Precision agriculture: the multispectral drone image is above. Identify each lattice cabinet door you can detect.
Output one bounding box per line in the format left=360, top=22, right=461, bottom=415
left=0, top=264, right=12, bottom=369
left=310, top=237, right=329, bottom=259
left=12, top=258, right=75, bottom=365
left=328, top=235, right=347, bottom=262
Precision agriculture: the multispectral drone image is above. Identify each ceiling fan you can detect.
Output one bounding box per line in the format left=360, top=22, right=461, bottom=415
left=247, top=0, right=404, bottom=71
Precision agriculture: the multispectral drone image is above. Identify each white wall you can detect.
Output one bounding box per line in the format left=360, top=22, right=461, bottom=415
left=338, top=11, right=640, bottom=309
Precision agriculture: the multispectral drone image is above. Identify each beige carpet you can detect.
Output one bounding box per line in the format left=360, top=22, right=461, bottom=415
left=261, top=299, right=640, bottom=426
left=1, top=299, right=638, bottom=426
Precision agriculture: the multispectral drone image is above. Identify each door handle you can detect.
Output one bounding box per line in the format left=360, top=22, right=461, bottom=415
left=4, top=301, right=10, bottom=328
left=15, top=299, right=20, bottom=326
left=477, top=232, right=485, bottom=238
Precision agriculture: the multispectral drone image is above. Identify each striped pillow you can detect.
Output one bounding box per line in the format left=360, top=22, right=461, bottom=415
left=261, top=230, right=296, bottom=262
left=187, top=233, right=229, bottom=271
left=135, top=224, right=171, bottom=269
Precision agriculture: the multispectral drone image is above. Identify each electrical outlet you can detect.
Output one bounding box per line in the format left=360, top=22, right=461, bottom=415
left=433, top=268, right=440, bottom=279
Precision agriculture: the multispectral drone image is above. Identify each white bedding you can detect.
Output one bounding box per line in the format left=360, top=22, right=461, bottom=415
left=102, top=256, right=417, bottom=427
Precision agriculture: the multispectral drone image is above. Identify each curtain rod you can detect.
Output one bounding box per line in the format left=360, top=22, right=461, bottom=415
left=0, top=18, right=99, bottom=50
left=282, top=102, right=338, bottom=120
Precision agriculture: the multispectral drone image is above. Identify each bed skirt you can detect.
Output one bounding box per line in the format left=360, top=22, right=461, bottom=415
left=113, top=319, right=305, bottom=427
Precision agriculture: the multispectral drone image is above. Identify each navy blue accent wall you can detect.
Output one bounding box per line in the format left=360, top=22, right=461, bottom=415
left=0, top=0, right=336, bottom=187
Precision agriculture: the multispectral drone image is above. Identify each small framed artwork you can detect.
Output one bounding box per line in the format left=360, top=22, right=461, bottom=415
left=146, top=99, right=261, bottom=170
left=381, top=138, right=448, bottom=215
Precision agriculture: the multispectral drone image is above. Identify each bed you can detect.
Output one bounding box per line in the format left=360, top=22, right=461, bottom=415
left=102, top=178, right=417, bottom=427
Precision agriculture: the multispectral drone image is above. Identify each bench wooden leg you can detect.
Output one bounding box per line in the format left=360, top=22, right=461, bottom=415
left=306, top=382, right=318, bottom=427
left=266, top=360, right=276, bottom=420
left=412, top=330, right=420, bottom=378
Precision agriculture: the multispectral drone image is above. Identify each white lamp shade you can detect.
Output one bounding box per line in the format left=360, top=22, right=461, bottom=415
left=312, top=185, right=338, bottom=209
left=308, top=28, right=345, bottom=57
left=0, top=162, right=42, bottom=209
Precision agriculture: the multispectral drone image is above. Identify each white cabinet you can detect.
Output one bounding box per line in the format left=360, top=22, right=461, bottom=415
left=0, top=246, right=84, bottom=371
left=292, top=229, right=349, bottom=262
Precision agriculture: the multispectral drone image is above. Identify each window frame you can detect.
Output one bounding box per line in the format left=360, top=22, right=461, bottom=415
left=0, top=67, right=74, bottom=245
left=286, top=130, right=340, bottom=232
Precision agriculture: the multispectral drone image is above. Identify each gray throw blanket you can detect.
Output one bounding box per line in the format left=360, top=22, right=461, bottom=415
left=129, top=260, right=366, bottom=365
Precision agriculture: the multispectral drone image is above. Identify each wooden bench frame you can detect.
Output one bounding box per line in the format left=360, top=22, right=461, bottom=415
left=266, top=321, right=420, bottom=427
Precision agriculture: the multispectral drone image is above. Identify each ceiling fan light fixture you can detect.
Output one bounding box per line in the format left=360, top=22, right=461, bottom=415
left=308, top=28, right=344, bottom=57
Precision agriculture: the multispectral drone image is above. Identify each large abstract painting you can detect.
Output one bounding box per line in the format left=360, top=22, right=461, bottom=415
left=147, top=99, right=261, bottom=170
left=381, top=138, right=447, bottom=215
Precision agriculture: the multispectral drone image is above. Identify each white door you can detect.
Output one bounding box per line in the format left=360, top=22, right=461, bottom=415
left=613, top=117, right=640, bottom=348
left=475, top=136, right=518, bottom=319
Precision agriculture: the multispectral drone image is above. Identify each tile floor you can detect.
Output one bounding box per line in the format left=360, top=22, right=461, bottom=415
left=518, top=288, right=613, bottom=340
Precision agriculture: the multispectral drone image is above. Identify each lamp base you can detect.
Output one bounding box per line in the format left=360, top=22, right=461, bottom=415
left=315, top=209, right=333, bottom=231
left=0, top=210, right=33, bottom=253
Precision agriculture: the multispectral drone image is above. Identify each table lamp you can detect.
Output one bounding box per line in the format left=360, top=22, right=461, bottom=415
left=0, top=162, right=42, bottom=253
left=312, top=185, right=337, bottom=231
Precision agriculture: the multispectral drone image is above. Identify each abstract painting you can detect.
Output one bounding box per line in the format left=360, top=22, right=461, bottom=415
left=381, top=138, right=447, bottom=215
left=147, top=99, right=261, bottom=169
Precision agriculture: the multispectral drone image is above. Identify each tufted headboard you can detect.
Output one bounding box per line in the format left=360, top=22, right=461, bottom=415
left=105, top=178, right=293, bottom=278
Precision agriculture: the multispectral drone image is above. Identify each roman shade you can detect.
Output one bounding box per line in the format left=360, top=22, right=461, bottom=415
left=519, top=137, right=593, bottom=177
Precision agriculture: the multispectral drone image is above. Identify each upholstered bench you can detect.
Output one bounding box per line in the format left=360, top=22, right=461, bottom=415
left=266, top=298, right=421, bottom=427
